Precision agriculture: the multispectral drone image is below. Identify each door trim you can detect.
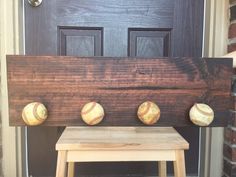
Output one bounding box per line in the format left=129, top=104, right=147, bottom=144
left=0, top=0, right=26, bottom=177
left=200, top=0, right=229, bottom=176
left=0, top=0, right=228, bottom=176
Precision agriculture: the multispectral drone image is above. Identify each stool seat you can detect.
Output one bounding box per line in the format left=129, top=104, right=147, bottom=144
left=55, top=127, right=189, bottom=177
left=56, top=127, right=189, bottom=151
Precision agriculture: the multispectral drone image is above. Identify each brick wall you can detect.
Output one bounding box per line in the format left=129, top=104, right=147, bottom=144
left=223, top=1, right=236, bottom=176
left=223, top=125, right=236, bottom=176
left=229, top=4, right=236, bottom=53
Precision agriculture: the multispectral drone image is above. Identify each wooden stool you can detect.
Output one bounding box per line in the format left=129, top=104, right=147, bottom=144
left=55, top=127, right=189, bottom=177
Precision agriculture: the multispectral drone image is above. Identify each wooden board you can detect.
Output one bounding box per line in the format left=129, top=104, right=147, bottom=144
left=56, top=127, right=189, bottom=150
left=7, top=55, right=233, bottom=126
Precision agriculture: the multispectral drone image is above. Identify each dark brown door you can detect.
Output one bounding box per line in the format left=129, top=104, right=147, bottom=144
left=25, top=0, right=204, bottom=176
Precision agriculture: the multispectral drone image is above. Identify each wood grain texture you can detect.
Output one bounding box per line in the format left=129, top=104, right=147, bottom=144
left=174, top=150, right=186, bottom=177
left=158, top=161, right=167, bottom=177
left=56, top=127, right=189, bottom=150
left=7, top=55, right=233, bottom=126
left=55, top=151, right=67, bottom=177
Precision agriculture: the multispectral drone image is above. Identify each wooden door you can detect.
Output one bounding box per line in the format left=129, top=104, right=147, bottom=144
left=24, top=0, right=204, bottom=176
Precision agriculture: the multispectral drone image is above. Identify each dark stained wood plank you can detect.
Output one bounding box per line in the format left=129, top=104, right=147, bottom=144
left=9, top=90, right=232, bottom=126
left=7, top=56, right=232, bottom=90
left=7, top=55, right=233, bottom=126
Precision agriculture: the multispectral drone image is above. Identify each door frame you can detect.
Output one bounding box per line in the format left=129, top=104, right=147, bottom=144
left=200, top=0, right=229, bottom=177
left=0, top=0, right=27, bottom=177
left=0, top=0, right=229, bottom=176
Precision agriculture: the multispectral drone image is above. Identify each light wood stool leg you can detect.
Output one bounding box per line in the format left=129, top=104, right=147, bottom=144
left=173, top=150, right=186, bottom=177
left=56, top=151, right=67, bottom=177
left=67, top=162, right=75, bottom=177
left=158, top=161, right=167, bottom=177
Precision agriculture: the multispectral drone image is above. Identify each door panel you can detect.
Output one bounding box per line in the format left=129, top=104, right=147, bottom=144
left=128, top=29, right=171, bottom=57
left=25, top=0, right=204, bottom=176
left=58, top=27, right=103, bottom=56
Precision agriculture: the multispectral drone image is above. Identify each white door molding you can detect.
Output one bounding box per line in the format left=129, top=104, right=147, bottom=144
left=200, top=0, right=229, bottom=177
left=0, top=0, right=25, bottom=177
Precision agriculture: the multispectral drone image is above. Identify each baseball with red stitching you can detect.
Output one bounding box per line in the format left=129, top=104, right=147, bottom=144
left=189, top=103, right=214, bottom=126
left=137, top=101, right=160, bottom=125
left=22, top=102, right=48, bottom=126
left=81, top=102, right=105, bottom=125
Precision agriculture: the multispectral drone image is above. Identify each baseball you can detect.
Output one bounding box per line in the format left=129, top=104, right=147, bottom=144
left=137, top=101, right=161, bottom=125
left=81, top=102, right=104, bottom=125
left=189, top=103, right=214, bottom=126
left=22, top=102, right=48, bottom=126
